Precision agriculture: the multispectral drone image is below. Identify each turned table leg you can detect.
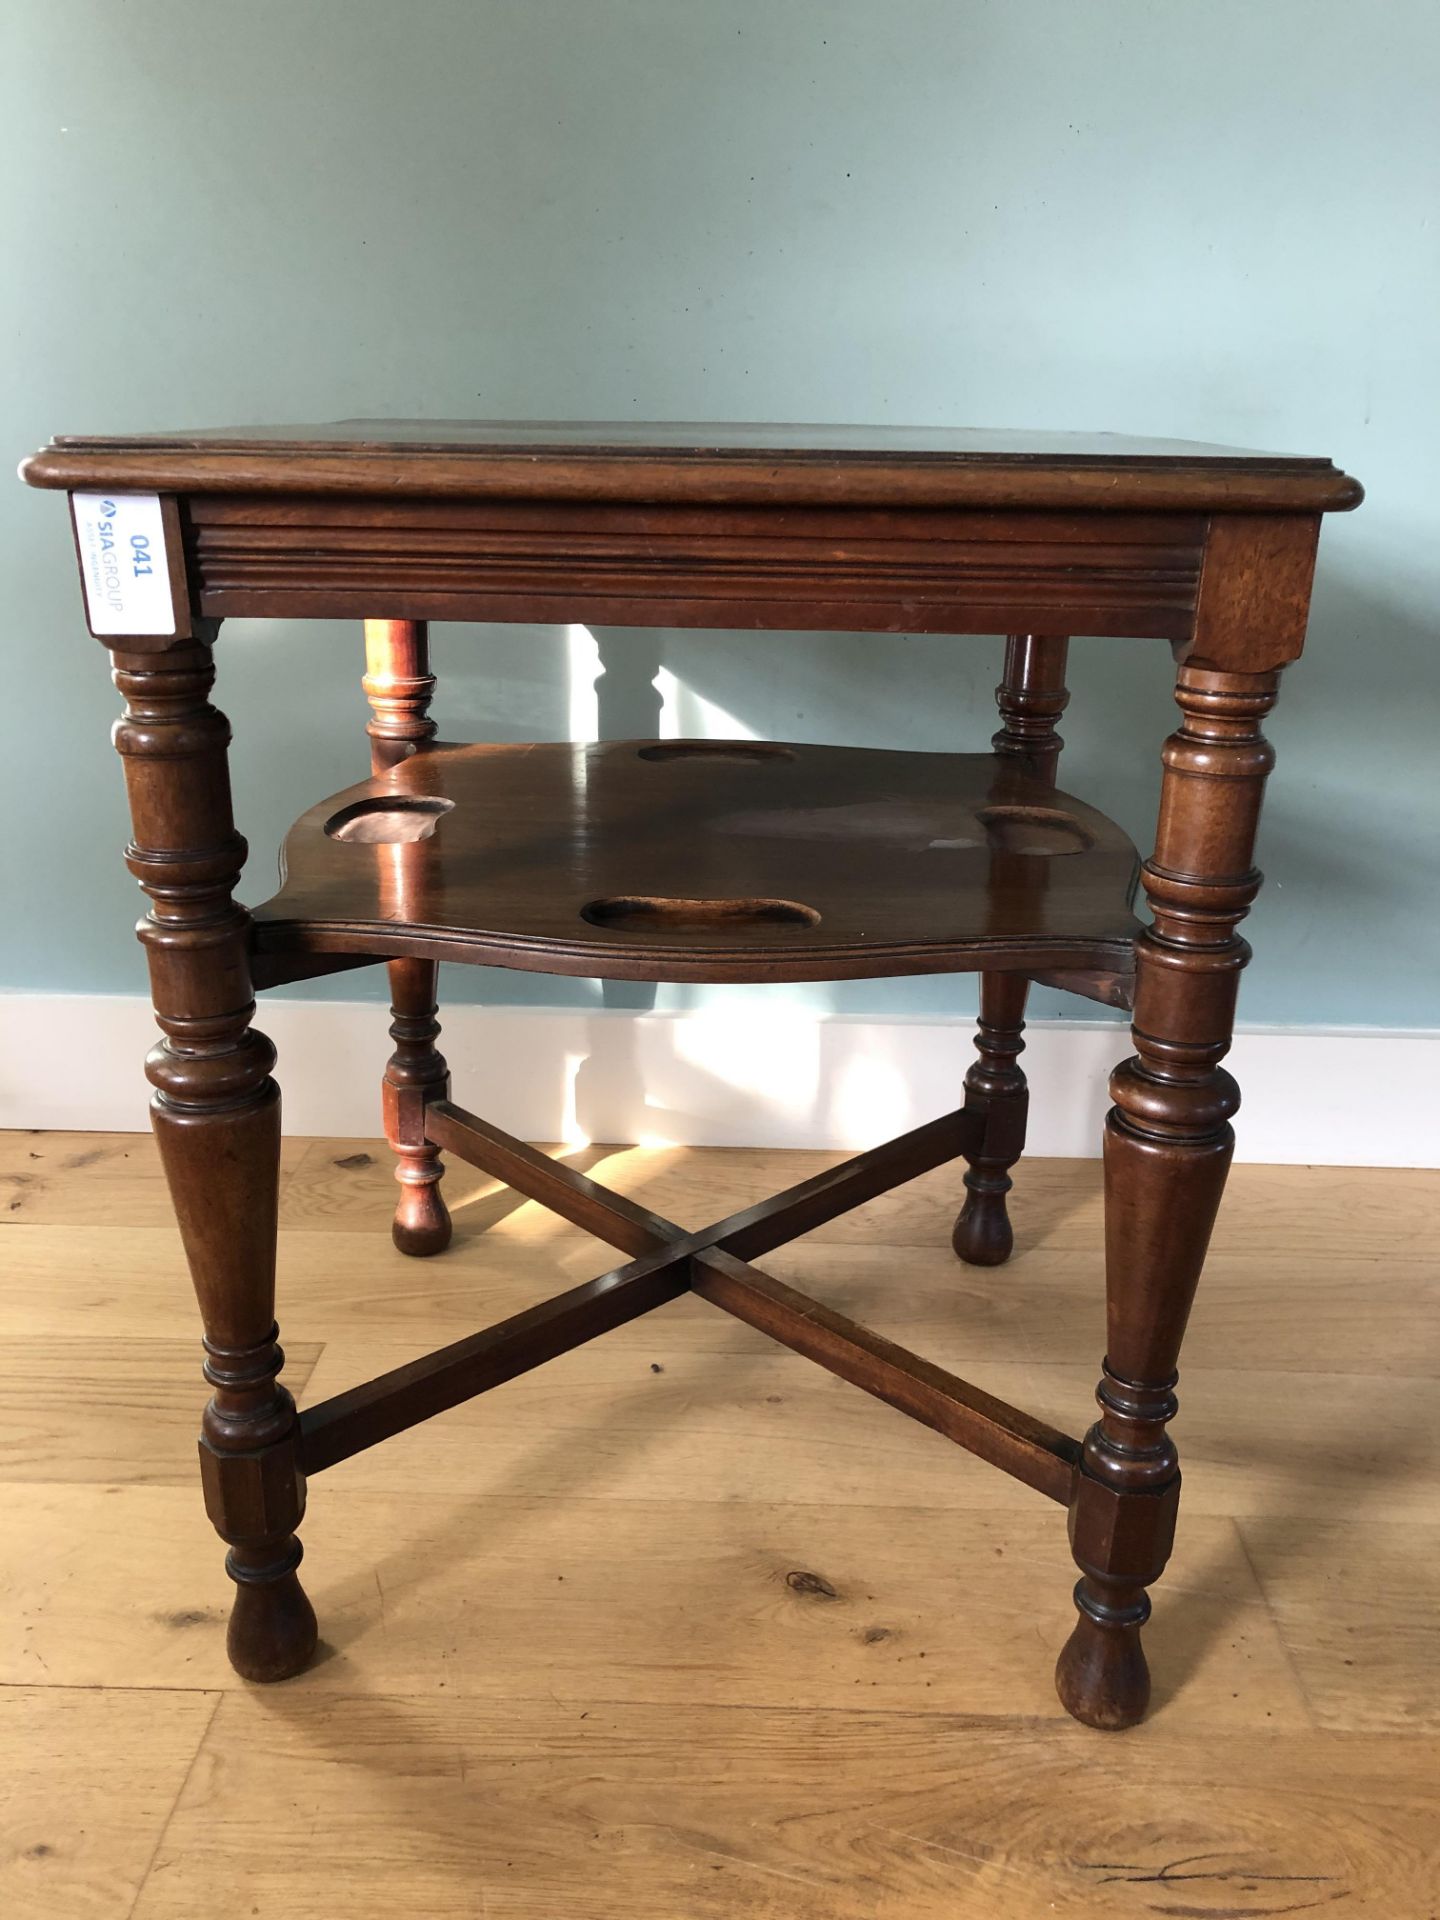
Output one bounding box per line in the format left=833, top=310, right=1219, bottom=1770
left=363, top=618, right=452, bottom=1256
left=953, top=634, right=1068, bottom=1267
left=990, top=631, right=1070, bottom=786
left=1056, top=664, right=1279, bottom=1729
left=952, top=972, right=1029, bottom=1266
left=113, top=641, right=316, bottom=1681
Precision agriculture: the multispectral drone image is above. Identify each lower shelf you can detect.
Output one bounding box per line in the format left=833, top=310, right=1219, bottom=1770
left=250, top=738, right=1143, bottom=986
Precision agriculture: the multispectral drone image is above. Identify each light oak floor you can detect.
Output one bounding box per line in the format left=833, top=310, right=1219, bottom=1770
left=3, top=1129, right=1437, bottom=1918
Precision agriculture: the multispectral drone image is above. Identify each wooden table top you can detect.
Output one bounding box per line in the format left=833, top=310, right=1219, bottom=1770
left=22, top=420, right=1362, bottom=512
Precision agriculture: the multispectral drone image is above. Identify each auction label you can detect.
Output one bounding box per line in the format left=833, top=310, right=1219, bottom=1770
left=72, top=492, right=176, bottom=636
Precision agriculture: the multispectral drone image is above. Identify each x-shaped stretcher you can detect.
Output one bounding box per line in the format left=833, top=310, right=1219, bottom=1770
left=297, top=1100, right=1081, bottom=1506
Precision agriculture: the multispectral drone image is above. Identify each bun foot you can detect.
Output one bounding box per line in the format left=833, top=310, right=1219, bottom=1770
left=392, top=1177, right=452, bottom=1257
left=951, top=1180, right=1014, bottom=1266
left=1054, top=1584, right=1151, bottom=1730
left=226, top=1548, right=318, bottom=1683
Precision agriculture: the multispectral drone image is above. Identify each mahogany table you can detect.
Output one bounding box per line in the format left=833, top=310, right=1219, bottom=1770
left=22, top=422, right=1361, bottom=1729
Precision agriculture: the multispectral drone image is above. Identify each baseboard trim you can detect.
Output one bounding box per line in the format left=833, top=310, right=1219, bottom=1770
left=0, top=994, right=1434, bottom=1167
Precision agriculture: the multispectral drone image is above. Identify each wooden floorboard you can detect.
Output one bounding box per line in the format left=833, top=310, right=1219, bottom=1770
left=285, top=1340, right=1440, bottom=1522
left=0, top=1685, right=218, bottom=1920
left=3, top=1128, right=1437, bottom=1918
left=129, top=1697, right=1440, bottom=1920
left=2, top=1484, right=1308, bottom=1728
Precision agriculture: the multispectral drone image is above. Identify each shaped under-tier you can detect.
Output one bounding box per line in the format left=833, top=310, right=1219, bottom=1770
left=250, top=739, right=1143, bottom=986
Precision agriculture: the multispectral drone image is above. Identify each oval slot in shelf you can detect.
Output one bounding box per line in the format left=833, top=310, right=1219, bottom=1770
left=977, top=805, right=1093, bottom=855
left=325, top=796, right=455, bottom=844
left=636, top=741, right=795, bottom=764
left=581, top=895, right=821, bottom=934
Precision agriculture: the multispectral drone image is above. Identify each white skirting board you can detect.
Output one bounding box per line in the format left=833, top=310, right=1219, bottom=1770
left=1, top=992, right=1435, bottom=1167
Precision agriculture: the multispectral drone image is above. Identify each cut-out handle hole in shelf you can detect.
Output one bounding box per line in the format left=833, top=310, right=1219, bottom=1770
left=977, top=805, right=1093, bottom=855
left=325, top=796, right=455, bottom=844
left=636, top=741, right=795, bottom=764
left=581, top=895, right=821, bottom=934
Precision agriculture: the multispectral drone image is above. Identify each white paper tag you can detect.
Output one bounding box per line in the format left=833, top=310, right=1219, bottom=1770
left=72, top=492, right=176, bottom=636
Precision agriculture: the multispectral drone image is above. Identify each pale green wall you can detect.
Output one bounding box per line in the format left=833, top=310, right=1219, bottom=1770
left=4, top=0, right=1437, bottom=1026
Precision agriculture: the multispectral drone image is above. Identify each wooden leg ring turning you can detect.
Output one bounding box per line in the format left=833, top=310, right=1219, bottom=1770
left=952, top=971, right=1030, bottom=1267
